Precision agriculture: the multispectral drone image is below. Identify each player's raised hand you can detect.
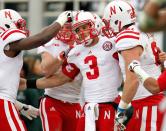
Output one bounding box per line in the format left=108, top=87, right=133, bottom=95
left=56, top=11, right=72, bottom=27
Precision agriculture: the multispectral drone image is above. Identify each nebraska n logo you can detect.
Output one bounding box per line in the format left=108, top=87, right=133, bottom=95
left=5, top=11, right=12, bottom=20
left=110, top=6, right=116, bottom=16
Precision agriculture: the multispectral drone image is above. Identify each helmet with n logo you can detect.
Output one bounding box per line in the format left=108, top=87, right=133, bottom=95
left=56, top=11, right=80, bottom=44
left=103, top=0, right=136, bottom=34
left=72, top=11, right=101, bottom=46
left=0, top=9, right=28, bottom=36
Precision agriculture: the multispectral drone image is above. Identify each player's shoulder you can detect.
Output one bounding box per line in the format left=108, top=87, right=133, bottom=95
left=116, top=25, right=140, bottom=43
left=0, top=29, right=27, bottom=44
left=115, top=25, right=142, bottom=51
left=0, top=29, right=27, bottom=40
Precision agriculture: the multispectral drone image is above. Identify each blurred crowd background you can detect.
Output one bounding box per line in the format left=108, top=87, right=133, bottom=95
left=0, top=0, right=165, bottom=131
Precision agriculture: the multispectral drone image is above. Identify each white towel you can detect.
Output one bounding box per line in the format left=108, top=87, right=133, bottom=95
left=84, top=103, right=99, bottom=131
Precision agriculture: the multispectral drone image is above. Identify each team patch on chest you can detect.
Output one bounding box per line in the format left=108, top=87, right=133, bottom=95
left=102, top=41, right=112, bottom=51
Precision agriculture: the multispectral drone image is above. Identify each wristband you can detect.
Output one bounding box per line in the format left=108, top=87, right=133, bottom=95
left=119, top=100, right=128, bottom=110
left=26, top=78, right=37, bottom=89
left=133, top=66, right=150, bottom=83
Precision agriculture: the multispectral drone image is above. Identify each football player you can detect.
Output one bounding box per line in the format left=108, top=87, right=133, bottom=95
left=62, top=11, right=123, bottom=131
left=103, top=1, right=165, bottom=130
left=37, top=12, right=82, bottom=131
left=0, top=9, right=70, bottom=130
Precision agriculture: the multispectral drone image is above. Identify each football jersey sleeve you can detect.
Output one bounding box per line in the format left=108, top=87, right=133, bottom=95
left=115, top=28, right=141, bottom=51
left=62, top=63, right=80, bottom=79
left=1, top=29, right=27, bottom=47
left=37, top=38, right=57, bottom=54
left=37, top=39, right=69, bottom=58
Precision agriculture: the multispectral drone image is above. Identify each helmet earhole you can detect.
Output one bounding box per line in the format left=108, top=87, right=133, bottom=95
left=115, top=20, right=118, bottom=25
left=5, top=24, right=10, bottom=29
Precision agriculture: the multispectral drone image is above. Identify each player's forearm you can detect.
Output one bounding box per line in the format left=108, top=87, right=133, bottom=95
left=143, top=78, right=160, bottom=94
left=121, top=78, right=139, bottom=104
left=10, top=22, right=61, bottom=51
left=25, top=72, right=71, bottom=89
left=129, top=60, right=161, bottom=94
left=36, top=74, right=70, bottom=89
left=138, top=74, right=160, bottom=94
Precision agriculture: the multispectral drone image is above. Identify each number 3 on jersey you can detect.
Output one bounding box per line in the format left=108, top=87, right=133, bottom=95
left=84, top=55, right=99, bottom=80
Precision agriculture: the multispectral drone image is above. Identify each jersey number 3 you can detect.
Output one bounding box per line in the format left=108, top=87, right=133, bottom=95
left=84, top=55, right=99, bottom=80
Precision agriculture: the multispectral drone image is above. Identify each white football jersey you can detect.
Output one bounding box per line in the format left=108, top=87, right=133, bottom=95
left=38, top=38, right=82, bottom=103
left=66, top=36, right=122, bottom=103
left=0, top=29, right=26, bottom=103
left=115, top=25, right=161, bottom=100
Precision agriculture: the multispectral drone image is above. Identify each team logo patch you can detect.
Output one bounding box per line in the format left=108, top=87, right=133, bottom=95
left=102, top=41, right=112, bottom=51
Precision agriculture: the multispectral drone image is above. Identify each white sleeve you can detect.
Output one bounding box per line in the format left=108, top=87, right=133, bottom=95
left=115, top=29, right=142, bottom=51
left=37, top=38, right=56, bottom=54
left=1, top=29, right=26, bottom=47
